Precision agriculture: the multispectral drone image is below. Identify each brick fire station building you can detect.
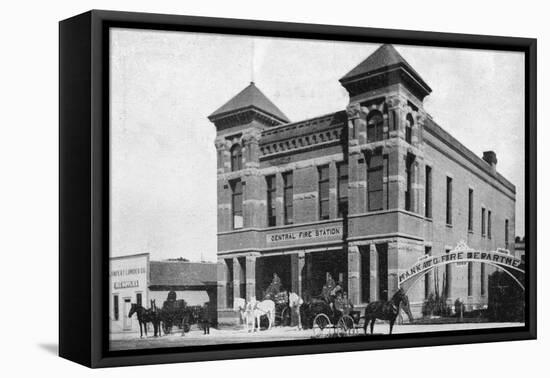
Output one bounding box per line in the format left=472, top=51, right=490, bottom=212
left=208, top=44, right=516, bottom=325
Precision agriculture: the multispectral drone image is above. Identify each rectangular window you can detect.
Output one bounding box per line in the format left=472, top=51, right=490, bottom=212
left=505, top=219, right=509, bottom=248
left=377, top=243, right=389, bottom=301
left=266, top=175, right=276, bottom=227
left=337, top=162, right=348, bottom=218
left=368, top=153, right=384, bottom=211
left=318, top=165, right=330, bottom=220
left=283, top=172, right=293, bottom=225
left=488, top=210, right=492, bottom=239
left=405, top=125, right=412, bottom=144
left=425, top=166, right=432, bottom=218
left=136, top=293, right=142, bottom=307
left=481, top=207, right=486, bottom=237
left=481, top=263, right=486, bottom=296
left=445, top=249, right=451, bottom=297
left=113, top=295, right=119, bottom=321
left=468, top=189, right=474, bottom=231
left=360, top=246, right=370, bottom=303
left=467, top=262, right=473, bottom=296
left=405, top=158, right=413, bottom=211
left=446, top=177, right=453, bottom=225
left=231, top=180, right=243, bottom=229
left=226, top=259, right=234, bottom=308
left=424, top=246, right=432, bottom=299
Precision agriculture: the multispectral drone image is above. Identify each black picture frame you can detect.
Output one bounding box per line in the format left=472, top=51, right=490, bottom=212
left=59, top=9, right=537, bottom=368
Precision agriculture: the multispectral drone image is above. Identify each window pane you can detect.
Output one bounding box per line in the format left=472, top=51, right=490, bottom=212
left=114, top=295, right=119, bottom=320
left=285, top=205, right=293, bottom=224
left=446, top=177, right=453, bottom=224
left=233, top=194, right=242, bottom=213
left=370, top=153, right=383, bottom=168
left=425, top=166, right=432, bottom=218
left=338, top=179, right=348, bottom=199
left=320, top=200, right=330, bottom=219
left=231, top=145, right=242, bottom=171
left=369, top=168, right=383, bottom=191
left=320, top=181, right=329, bottom=199
left=234, top=215, right=243, bottom=229
left=319, top=166, right=329, bottom=181
left=338, top=163, right=348, bottom=200
left=338, top=199, right=348, bottom=218
left=367, top=125, right=375, bottom=142
left=369, top=190, right=383, bottom=211
left=488, top=211, right=492, bottom=238
left=367, top=113, right=384, bottom=142
left=283, top=172, right=293, bottom=187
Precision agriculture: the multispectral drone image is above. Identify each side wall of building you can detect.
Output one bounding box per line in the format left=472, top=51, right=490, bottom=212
left=419, top=125, right=516, bottom=310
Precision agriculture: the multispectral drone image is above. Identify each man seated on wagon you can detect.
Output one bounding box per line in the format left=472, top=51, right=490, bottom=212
left=321, top=273, right=336, bottom=302
left=264, top=273, right=282, bottom=299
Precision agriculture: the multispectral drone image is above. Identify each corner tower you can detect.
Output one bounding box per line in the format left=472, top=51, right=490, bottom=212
left=209, top=82, right=289, bottom=232
left=340, top=44, right=432, bottom=305
left=209, top=83, right=290, bottom=315
left=340, top=43, right=432, bottom=214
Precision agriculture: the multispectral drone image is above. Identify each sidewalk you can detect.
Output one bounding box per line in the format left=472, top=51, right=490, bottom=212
left=110, top=322, right=524, bottom=350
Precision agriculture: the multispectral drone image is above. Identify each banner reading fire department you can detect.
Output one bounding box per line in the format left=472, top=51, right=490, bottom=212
left=398, top=249, right=523, bottom=286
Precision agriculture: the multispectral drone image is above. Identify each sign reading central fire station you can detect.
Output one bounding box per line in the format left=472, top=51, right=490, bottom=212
left=266, top=226, right=343, bottom=244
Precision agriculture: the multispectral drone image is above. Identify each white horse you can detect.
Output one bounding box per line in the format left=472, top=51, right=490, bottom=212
left=249, top=297, right=275, bottom=331
left=288, top=292, right=304, bottom=330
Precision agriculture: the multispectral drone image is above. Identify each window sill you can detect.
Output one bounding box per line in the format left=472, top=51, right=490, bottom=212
left=468, top=230, right=473, bottom=234
left=446, top=223, right=453, bottom=228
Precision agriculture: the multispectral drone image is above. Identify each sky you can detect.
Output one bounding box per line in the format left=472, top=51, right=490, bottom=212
left=109, top=28, right=525, bottom=262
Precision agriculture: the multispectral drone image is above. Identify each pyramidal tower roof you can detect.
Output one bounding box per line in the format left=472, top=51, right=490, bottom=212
left=208, top=82, right=290, bottom=124
left=340, top=44, right=431, bottom=99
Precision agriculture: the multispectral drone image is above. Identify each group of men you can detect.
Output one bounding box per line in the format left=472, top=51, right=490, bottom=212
left=323, top=273, right=354, bottom=316
left=265, top=272, right=355, bottom=316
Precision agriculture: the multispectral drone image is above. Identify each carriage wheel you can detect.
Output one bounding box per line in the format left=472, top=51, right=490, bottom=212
left=312, top=313, right=331, bottom=338
left=337, top=315, right=356, bottom=337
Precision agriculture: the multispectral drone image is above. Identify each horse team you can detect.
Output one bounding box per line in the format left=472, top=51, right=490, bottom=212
left=234, top=292, right=304, bottom=332
left=128, top=298, right=212, bottom=338
left=128, top=288, right=414, bottom=338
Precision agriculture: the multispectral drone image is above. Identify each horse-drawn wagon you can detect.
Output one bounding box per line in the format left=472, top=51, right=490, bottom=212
left=265, top=291, right=291, bottom=327
left=311, top=310, right=360, bottom=337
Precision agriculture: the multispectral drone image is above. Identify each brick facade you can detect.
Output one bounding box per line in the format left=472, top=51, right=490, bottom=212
left=209, top=44, right=516, bottom=325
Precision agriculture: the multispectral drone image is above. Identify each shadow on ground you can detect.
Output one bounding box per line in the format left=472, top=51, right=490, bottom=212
left=38, top=343, right=58, bottom=355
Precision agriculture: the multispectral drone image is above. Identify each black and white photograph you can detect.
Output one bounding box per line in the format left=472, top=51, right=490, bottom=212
left=2, top=0, right=547, bottom=374
left=107, top=28, right=528, bottom=351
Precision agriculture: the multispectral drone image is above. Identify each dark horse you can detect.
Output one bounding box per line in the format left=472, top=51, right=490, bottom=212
left=128, top=303, right=161, bottom=338
left=363, top=288, right=414, bottom=335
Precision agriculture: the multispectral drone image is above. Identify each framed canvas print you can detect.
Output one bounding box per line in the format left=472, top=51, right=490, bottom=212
left=59, top=10, right=537, bottom=368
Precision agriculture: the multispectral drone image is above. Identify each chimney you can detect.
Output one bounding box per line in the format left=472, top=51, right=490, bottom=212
left=482, top=151, right=497, bottom=173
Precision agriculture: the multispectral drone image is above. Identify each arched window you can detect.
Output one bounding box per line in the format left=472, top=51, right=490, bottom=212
left=405, top=114, right=414, bottom=144
left=367, top=111, right=384, bottom=142
left=230, top=144, right=242, bottom=171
